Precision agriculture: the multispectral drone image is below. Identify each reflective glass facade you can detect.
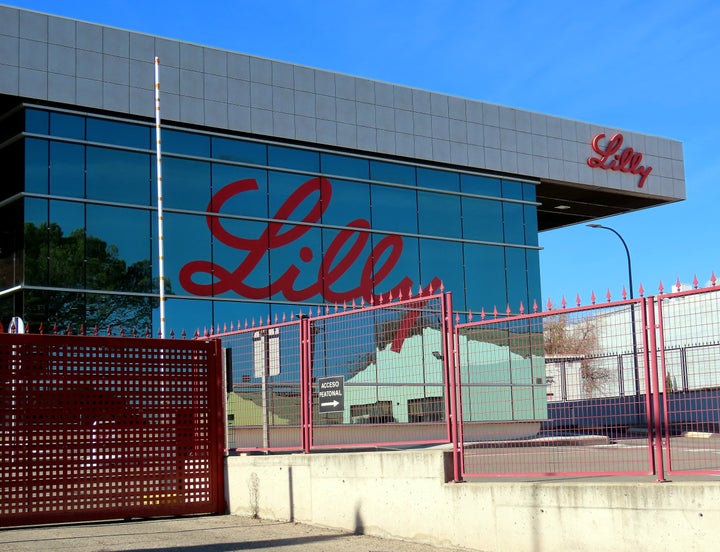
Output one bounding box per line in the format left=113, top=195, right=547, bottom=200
left=0, top=105, right=541, bottom=333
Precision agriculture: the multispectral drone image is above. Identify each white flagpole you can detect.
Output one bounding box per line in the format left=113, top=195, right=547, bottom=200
left=154, top=56, right=166, bottom=338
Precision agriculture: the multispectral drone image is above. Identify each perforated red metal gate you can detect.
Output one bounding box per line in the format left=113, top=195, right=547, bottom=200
left=0, top=333, right=225, bottom=527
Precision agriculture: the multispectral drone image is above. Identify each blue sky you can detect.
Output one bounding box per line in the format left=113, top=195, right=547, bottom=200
left=8, top=0, right=720, bottom=306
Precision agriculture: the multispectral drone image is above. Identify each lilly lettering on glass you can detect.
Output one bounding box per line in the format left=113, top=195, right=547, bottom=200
left=587, top=133, right=653, bottom=188
left=179, top=177, right=441, bottom=303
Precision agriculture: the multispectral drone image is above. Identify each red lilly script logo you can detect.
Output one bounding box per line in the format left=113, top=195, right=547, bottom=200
left=587, top=133, right=653, bottom=188
left=179, top=177, right=441, bottom=303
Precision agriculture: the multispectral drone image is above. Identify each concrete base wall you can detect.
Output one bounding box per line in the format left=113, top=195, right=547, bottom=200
left=226, top=450, right=720, bottom=551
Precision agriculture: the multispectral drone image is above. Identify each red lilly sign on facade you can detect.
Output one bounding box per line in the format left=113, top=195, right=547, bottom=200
left=587, top=133, right=653, bottom=188
left=179, top=177, right=441, bottom=303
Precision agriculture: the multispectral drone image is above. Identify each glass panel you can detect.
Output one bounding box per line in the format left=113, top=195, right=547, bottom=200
left=165, top=212, right=212, bottom=298
left=370, top=160, right=415, bottom=186
left=214, top=300, right=271, bottom=331
left=23, top=198, right=49, bottom=286
left=161, top=128, right=210, bottom=157
left=49, top=141, right=84, bottom=198
left=85, top=294, right=153, bottom=333
left=321, top=178, right=371, bottom=228
left=87, top=118, right=150, bottom=149
left=524, top=204, right=539, bottom=247
left=321, top=226, right=375, bottom=303
left=159, top=297, right=212, bottom=336
left=48, top=200, right=85, bottom=289
left=463, top=243, right=506, bottom=313
left=417, top=167, right=459, bottom=192
left=418, top=191, right=461, bottom=238
left=212, top=137, right=267, bottom=165
left=26, top=108, right=49, bottom=135
left=163, top=157, right=211, bottom=211
left=461, top=197, right=503, bottom=243
left=320, top=153, right=369, bottom=180
left=460, top=174, right=501, bottom=198
left=372, top=234, right=420, bottom=299
left=0, top=202, right=23, bottom=288
left=268, top=145, right=319, bottom=172
left=503, top=201, right=525, bottom=245
left=49, top=112, right=84, bottom=140
left=506, top=247, right=529, bottom=313
left=419, top=239, right=464, bottom=309
left=502, top=179, right=523, bottom=200
left=523, top=182, right=537, bottom=202
left=23, top=289, right=87, bottom=331
left=269, top=224, right=323, bottom=303
left=526, top=249, right=541, bottom=307
left=211, top=218, right=270, bottom=299
left=25, top=138, right=48, bottom=194
left=86, top=146, right=151, bottom=205
left=370, top=186, right=418, bottom=234
left=86, top=204, right=152, bottom=292
left=211, top=165, right=268, bottom=218
left=268, top=171, right=324, bottom=226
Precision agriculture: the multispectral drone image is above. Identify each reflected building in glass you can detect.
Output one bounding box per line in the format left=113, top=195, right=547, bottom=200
left=0, top=6, right=685, bottom=333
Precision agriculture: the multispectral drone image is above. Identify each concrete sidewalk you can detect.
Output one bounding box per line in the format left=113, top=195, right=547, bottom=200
left=0, top=514, right=472, bottom=551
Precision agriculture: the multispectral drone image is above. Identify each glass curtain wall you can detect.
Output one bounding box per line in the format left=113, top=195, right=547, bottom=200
left=0, top=105, right=541, bottom=333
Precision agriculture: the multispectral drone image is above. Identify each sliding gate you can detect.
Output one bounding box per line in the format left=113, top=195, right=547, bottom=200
left=1, top=332, right=226, bottom=527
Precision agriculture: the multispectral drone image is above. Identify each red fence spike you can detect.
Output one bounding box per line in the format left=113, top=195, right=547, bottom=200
left=38, top=322, right=44, bottom=335
left=546, top=298, right=553, bottom=311
left=533, top=299, right=538, bottom=313
left=468, top=311, right=473, bottom=322
left=639, top=283, right=645, bottom=297
left=182, top=329, right=188, bottom=339
left=170, top=329, right=175, bottom=339
left=676, top=277, right=682, bottom=292
left=481, top=307, right=486, bottom=320
left=132, top=328, right=138, bottom=337
left=439, top=281, right=444, bottom=293
left=693, top=275, right=699, bottom=289
left=146, top=328, right=152, bottom=338
left=506, top=304, right=511, bottom=316
left=519, top=301, right=525, bottom=315
left=120, top=327, right=125, bottom=337
left=53, top=323, right=58, bottom=334
left=576, top=294, right=581, bottom=307
left=561, top=296, right=567, bottom=309
left=590, top=291, right=596, bottom=305
left=711, top=271, right=717, bottom=286
left=622, top=286, right=627, bottom=300
left=493, top=306, right=498, bottom=319
left=606, top=289, right=612, bottom=302
left=658, top=280, right=664, bottom=294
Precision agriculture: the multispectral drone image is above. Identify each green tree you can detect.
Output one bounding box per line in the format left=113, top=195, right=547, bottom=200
left=23, top=222, right=170, bottom=331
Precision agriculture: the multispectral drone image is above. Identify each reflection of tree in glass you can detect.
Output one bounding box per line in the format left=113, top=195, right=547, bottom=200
left=24, top=222, right=170, bottom=331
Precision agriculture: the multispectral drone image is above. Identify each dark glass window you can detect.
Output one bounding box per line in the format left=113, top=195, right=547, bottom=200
left=461, top=197, right=503, bottom=243
left=371, top=234, right=420, bottom=299
left=461, top=174, right=501, bottom=198
left=49, top=112, right=84, bottom=140
left=502, top=202, right=525, bottom=245
left=502, top=179, right=523, bottom=200
left=211, top=218, right=270, bottom=298
left=161, top=129, right=210, bottom=157
left=212, top=137, right=267, bottom=165
left=0, top=201, right=24, bottom=288
left=23, top=200, right=49, bottom=287
left=526, top=249, right=541, bottom=308
left=49, top=142, right=84, bottom=198
left=211, top=165, right=268, bottom=218
left=321, top=179, right=371, bottom=228
left=418, top=191, right=461, bottom=238
left=86, top=147, right=151, bottom=205
left=321, top=226, right=375, bottom=302
left=419, top=238, right=464, bottom=309
left=25, top=138, right=48, bottom=195
left=87, top=118, right=150, bottom=149
left=524, top=204, right=539, bottom=247
left=163, top=212, right=212, bottom=297
left=523, top=183, right=537, bottom=202
left=23, top=289, right=87, bottom=331
left=47, top=200, right=85, bottom=289
left=86, top=204, right=151, bottom=292
left=269, top=224, right=323, bottom=303
left=370, top=186, right=418, bottom=234
left=163, top=157, right=211, bottom=211
left=417, top=167, right=459, bottom=192
left=505, top=247, right=528, bottom=312
left=26, top=109, right=49, bottom=135
left=268, top=145, right=319, bottom=172
left=370, top=160, right=415, bottom=186
left=321, top=153, right=369, bottom=180
left=463, top=243, right=506, bottom=313
left=268, top=171, right=324, bottom=226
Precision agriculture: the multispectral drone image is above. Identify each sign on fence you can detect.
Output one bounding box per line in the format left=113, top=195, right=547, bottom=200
left=318, top=376, right=344, bottom=413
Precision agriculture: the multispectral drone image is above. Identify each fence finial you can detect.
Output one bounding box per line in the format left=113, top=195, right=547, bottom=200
left=675, top=277, right=682, bottom=293
left=606, top=289, right=612, bottom=302
left=693, top=275, right=699, bottom=289
left=576, top=293, right=581, bottom=307
left=561, top=296, right=567, bottom=309
left=622, top=286, right=627, bottom=300
left=711, top=271, right=717, bottom=286
left=658, top=280, right=664, bottom=294
left=639, top=283, right=645, bottom=297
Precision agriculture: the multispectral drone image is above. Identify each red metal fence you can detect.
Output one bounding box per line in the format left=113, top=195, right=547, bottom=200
left=0, top=333, right=225, bottom=527
left=217, top=277, right=720, bottom=482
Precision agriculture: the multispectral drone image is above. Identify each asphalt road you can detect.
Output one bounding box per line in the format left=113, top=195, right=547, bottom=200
left=0, top=514, right=474, bottom=551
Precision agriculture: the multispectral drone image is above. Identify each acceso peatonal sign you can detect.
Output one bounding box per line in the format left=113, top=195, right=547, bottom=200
left=318, top=376, right=344, bottom=414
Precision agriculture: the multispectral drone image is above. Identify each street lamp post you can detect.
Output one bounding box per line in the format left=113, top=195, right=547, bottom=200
left=587, top=224, right=641, bottom=418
